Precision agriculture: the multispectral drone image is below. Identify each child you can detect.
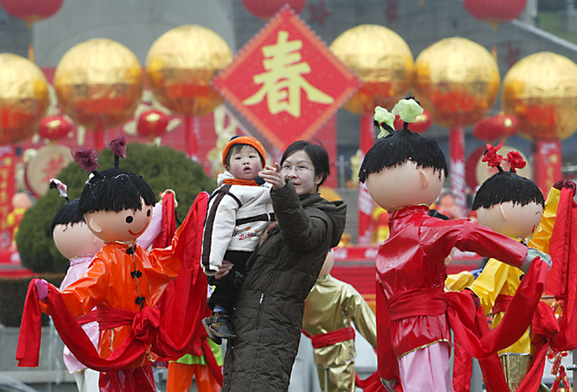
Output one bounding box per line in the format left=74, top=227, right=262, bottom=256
left=358, top=99, right=550, bottom=392
left=201, top=135, right=273, bottom=340
left=303, top=249, right=377, bottom=392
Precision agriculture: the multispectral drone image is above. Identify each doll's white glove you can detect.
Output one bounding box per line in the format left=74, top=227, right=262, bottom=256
left=520, top=248, right=552, bottom=273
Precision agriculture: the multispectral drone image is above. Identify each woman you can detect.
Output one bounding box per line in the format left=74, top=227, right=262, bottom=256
left=220, top=140, right=347, bottom=392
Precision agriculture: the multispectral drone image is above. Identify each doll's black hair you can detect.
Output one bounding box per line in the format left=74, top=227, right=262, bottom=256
left=78, top=168, right=156, bottom=214
left=358, top=128, right=448, bottom=183
left=50, top=198, right=85, bottom=233
left=471, top=170, right=544, bottom=210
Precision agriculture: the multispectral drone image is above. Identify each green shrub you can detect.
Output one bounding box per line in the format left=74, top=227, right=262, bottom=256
left=16, top=142, right=216, bottom=273
left=0, top=274, right=64, bottom=327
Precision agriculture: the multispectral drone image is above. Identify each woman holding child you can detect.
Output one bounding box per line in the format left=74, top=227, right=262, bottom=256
left=220, top=140, right=347, bottom=392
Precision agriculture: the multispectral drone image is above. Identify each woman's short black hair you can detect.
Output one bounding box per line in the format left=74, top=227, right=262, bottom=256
left=472, top=171, right=544, bottom=210
left=281, top=140, right=330, bottom=188
left=78, top=168, right=156, bottom=214
left=358, top=129, right=448, bottom=183
left=50, top=199, right=85, bottom=233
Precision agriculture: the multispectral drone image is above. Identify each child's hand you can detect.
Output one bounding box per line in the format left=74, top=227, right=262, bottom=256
left=215, top=260, right=233, bottom=280
left=259, top=163, right=284, bottom=191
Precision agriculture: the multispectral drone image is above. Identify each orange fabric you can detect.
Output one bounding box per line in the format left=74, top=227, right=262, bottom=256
left=53, top=242, right=180, bottom=367
left=222, top=178, right=262, bottom=186
left=167, top=362, right=220, bottom=392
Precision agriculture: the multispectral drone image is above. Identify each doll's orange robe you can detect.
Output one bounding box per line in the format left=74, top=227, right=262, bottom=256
left=55, top=242, right=180, bottom=368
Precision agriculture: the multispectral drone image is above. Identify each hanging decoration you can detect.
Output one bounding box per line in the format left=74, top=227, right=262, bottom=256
left=473, top=113, right=518, bottom=142
left=242, top=0, right=306, bottom=19
left=0, top=53, right=50, bottom=144
left=0, top=0, right=63, bottom=25
left=38, top=115, right=72, bottom=141
left=136, top=109, right=169, bottom=139
left=463, top=0, right=528, bottom=28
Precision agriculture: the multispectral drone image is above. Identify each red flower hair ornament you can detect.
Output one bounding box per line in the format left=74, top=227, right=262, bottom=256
left=481, top=142, right=526, bottom=173
left=506, top=151, right=526, bottom=173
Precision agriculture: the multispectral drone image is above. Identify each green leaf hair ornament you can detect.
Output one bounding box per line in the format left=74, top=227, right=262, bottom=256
left=374, top=106, right=395, bottom=139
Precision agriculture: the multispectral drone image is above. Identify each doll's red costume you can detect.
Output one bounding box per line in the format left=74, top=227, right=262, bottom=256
left=375, top=205, right=548, bottom=391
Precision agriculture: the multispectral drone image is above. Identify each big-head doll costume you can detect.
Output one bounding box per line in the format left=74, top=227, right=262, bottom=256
left=358, top=99, right=551, bottom=392
left=17, top=138, right=211, bottom=392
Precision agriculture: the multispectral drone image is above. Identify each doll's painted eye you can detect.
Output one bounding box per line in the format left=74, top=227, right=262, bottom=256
left=126, top=216, right=134, bottom=223
left=147, top=209, right=151, bottom=217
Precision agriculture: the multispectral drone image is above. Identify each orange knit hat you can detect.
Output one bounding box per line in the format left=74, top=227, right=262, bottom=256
left=221, top=136, right=266, bottom=167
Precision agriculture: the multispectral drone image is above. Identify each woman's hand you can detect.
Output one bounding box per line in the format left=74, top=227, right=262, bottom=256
left=259, top=163, right=284, bottom=191
left=215, top=260, right=233, bottom=280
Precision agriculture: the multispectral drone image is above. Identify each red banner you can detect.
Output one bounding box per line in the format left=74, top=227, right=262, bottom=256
left=212, top=7, right=360, bottom=152
left=534, top=139, right=562, bottom=196
left=0, top=146, right=15, bottom=249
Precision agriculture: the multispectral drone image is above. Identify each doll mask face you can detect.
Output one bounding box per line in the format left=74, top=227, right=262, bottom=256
left=84, top=198, right=153, bottom=243
left=477, top=201, right=543, bottom=239
left=53, top=221, right=104, bottom=259
left=365, top=161, right=445, bottom=211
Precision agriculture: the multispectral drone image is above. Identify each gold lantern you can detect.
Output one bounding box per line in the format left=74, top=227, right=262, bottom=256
left=146, top=25, right=233, bottom=117
left=502, top=51, right=577, bottom=141
left=330, top=24, right=413, bottom=115
left=0, top=53, right=49, bottom=143
left=53, top=38, right=143, bottom=131
left=413, top=37, right=500, bottom=128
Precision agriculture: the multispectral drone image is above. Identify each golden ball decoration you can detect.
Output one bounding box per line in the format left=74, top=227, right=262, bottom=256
left=502, top=51, right=577, bottom=141
left=54, top=38, right=143, bottom=130
left=146, top=25, right=233, bottom=117
left=330, top=24, right=413, bottom=115
left=413, top=37, right=500, bottom=129
left=0, top=53, right=49, bottom=143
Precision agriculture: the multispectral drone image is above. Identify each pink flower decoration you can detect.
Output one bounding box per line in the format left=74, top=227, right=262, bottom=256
left=110, top=135, right=127, bottom=159
left=73, top=148, right=99, bottom=173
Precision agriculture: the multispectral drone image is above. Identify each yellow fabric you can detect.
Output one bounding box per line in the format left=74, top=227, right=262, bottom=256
left=469, top=187, right=561, bottom=356
left=445, top=271, right=475, bottom=292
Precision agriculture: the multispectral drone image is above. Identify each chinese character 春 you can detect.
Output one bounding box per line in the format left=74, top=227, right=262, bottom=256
left=243, top=31, right=333, bottom=117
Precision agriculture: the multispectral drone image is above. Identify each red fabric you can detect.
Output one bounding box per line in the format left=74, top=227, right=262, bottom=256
left=547, top=188, right=577, bottom=350
left=452, top=342, right=472, bottom=392
left=152, top=192, right=177, bottom=249
left=446, top=259, right=548, bottom=359
left=493, top=294, right=512, bottom=314
left=76, top=310, right=97, bottom=325
left=16, top=192, right=210, bottom=372
left=355, top=372, right=381, bottom=389
left=388, top=288, right=447, bottom=320
left=309, top=326, right=355, bottom=349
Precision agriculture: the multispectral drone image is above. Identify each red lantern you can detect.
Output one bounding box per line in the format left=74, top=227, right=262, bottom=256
left=38, top=115, right=72, bottom=140
left=0, top=0, right=64, bottom=24
left=242, top=0, right=306, bottom=19
left=473, top=113, right=519, bottom=142
left=463, top=0, right=527, bottom=26
left=392, top=110, right=432, bottom=133
left=137, top=109, right=169, bottom=138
